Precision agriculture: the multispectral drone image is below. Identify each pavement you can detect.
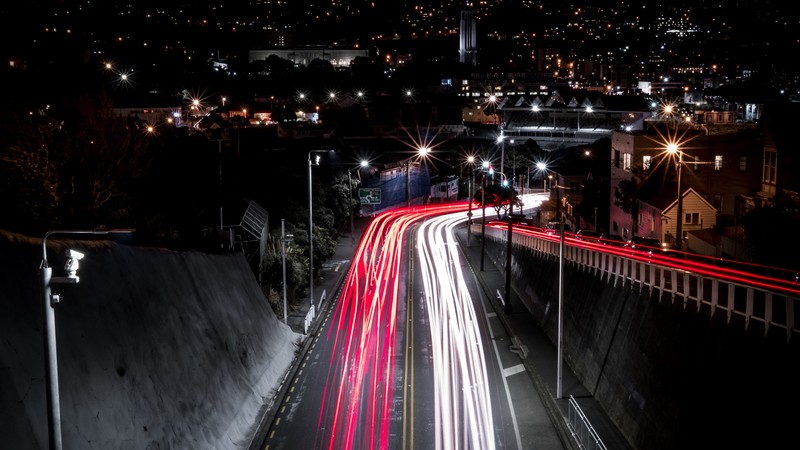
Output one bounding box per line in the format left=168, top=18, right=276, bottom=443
left=285, top=215, right=633, bottom=450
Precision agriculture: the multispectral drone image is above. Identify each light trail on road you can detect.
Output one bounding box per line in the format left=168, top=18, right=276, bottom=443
left=416, top=210, right=497, bottom=450
left=316, top=202, right=471, bottom=449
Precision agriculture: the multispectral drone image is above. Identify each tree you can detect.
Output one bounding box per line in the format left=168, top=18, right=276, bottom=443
left=0, top=93, right=153, bottom=234
left=474, top=180, right=522, bottom=220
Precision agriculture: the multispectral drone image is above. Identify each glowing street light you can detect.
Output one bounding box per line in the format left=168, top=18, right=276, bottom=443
left=466, top=155, right=478, bottom=247
left=667, top=142, right=684, bottom=250
left=347, top=160, right=369, bottom=246
left=406, top=147, right=430, bottom=207
left=497, top=132, right=506, bottom=178
left=308, top=149, right=335, bottom=315
left=480, top=160, right=490, bottom=270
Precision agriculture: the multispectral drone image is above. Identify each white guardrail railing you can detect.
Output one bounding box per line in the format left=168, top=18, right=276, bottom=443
left=480, top=225, right=800, bottom=342
left=568, top=395, right=608, bottom=450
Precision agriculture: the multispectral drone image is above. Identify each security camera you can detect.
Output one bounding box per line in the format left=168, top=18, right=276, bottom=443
left=64, top=249, right=84, bottom=279
left=66, top=249, right=85, bottom=260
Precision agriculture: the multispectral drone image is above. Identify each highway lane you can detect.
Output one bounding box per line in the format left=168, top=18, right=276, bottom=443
left=259, top=200, right=566, bottom=449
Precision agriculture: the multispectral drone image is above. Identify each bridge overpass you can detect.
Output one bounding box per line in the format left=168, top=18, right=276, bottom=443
left=475, top=221, right=800, bottom=450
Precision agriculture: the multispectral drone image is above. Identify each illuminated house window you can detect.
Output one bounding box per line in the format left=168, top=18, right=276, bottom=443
left=739, top=156, right=747, bottom=171
left=714, top=155, right=723, bottom=171
left=623, top=153, right=631, bottom=171
left=764, top=148, right=777, bottom=186
left=642, top=155, right=651, bottom=171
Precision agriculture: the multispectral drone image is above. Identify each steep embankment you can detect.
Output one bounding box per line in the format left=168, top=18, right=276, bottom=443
left=0, top=231, right=300, bottom=449
left=487, top=238, right=800, bottom=450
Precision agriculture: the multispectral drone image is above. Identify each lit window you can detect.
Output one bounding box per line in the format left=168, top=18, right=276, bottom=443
left=764, top=149, right=777, bottom=184
left=623, top=153, right=632, bottom=171
left=714, top=155, right=723, bottom=171
left=643, top=155, right=651, bottom=171
left=739, top=156, right=747, bottom=171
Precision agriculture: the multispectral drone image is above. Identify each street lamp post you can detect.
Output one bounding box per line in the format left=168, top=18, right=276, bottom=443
left=206, top=131, right=229, bottom=238
left=405, top=147, right=430, bottom=208
left=504, top=174, right=514, bottom=314
left=280, top=219, right=293, bottom=324
left=308, top=149, right=332, bottom=312
left=497, top=132, right=505, bottom=177
left=347, top=169, right=355, bottom=245
left=668, top=143, right=684, bottom=250
left=40, top=228, right=134, bottom=450
left=557, top=215, right=565, bottom=398
left=480, top=160, right=489, bottom=271
left=466, top=156, right=476, bottom=247
left=406, top=160, right=412, bottom=207
left=347, top=160, right=369, bottom=247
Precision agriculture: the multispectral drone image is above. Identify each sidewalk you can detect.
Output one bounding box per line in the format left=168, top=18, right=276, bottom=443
left=284, top=216, right=631, bottom=450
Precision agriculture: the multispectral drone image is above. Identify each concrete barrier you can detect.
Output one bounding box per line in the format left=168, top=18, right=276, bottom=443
left=0, top=231, right=301, bottom=449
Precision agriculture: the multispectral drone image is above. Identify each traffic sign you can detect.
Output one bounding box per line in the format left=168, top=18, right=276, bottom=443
left=358, top=188, right=381, bottom=205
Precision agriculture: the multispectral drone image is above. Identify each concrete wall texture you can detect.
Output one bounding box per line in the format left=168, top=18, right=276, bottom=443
left=485, top=238, right=800, bottom=450
left=0, top=231, right=300, bottom=450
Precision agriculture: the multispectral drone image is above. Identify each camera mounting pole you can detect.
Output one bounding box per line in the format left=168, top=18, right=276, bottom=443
left=39, top=228, right=134, bottom=450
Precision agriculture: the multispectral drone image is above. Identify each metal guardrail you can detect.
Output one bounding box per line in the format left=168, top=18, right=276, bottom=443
left=567, top=395, right=607, bottom=450
left=479, top=225, right=800, bottom=342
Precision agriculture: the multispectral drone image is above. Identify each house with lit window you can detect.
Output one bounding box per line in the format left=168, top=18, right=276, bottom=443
left=609, top=121, right=761, bottom=253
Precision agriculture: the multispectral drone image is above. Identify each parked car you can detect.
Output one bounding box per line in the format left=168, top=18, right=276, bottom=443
left=624, top=236, right=663, bottom=253
left=575, top=229, right=602, bottom=242
left=545, top=221, right=573, bottom=234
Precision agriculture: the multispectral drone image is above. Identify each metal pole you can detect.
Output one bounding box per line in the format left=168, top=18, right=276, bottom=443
left=219, top=139, right=224, bottom=230
left=499, top=137, right=505, bottom=179
left=594, top=206, right=599, bottom=231
left=308, top=156, right=314, bottom=310
left=39, top=228, right=134, bottom=450
left=467, top=173, right=473, bottom=247
left=504, top=211, right=513, bottom=314
left=557, top=217, right=565, bottom=399
left=676, top=153, right=684, bottom=251
left=480, top=173, right=487, bottom=271
left=281, top=219, right=288, bottom=324
left=40, top=264, right=61, bottom=450
left=555, top=179, right=561, bottom=222
left=348, top=169, right=355, bottom=247
left=406, top=161, right=411, bottom=207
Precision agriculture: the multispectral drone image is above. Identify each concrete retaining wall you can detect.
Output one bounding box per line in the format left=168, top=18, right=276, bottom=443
left=486, top=237, right=800, bottom=449
left=0, top=232, right=300, bottom=450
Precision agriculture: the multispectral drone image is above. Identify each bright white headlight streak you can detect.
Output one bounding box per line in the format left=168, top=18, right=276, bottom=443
left=417, top=211, right=497, bottom=450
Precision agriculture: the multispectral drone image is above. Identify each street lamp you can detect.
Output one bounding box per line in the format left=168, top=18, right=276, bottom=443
left=308, top=149, right=334, bottom=312
left=667, top=142, right=684, bottom=250
left=406, top=146, right=430, bottom=207
left=40, top=228, right=134, bottom=450
left=480, top=160, right=490, bottom=271
left=466, top=156, right=476, bottom=247
left=206, top=130, right=230, bottom=239
left=497, top=132, right=506, bottom=177
left=281, top=219, right=293, bottom=324
left=347, top=160, right=369, bottom=246
left=500, top=171, right=514, bottom=315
